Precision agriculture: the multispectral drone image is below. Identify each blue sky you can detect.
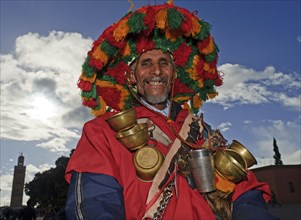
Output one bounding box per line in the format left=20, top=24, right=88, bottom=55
left=1, top=0, right=300, bottom=206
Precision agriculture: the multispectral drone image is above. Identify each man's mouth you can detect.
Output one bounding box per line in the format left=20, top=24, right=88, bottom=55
left=144, top=77, right=166, bottom=86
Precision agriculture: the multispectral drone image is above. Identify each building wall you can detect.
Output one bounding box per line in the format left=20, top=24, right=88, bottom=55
left=251, top=165, right=301, bottom=204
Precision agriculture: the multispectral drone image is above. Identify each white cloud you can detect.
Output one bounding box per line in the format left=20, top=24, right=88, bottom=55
left=213, top=64, right=301, bottom=110
left=297, top=36, right=301, bottom=43
left=244, top=119, right=301, bottom=167
left=218, top=122, right=232, bottom=132
left=1, top=31, right=93, bottom=152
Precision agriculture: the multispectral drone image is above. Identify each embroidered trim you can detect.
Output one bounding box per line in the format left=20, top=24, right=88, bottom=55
left=75, top=173, right=85, bottom=220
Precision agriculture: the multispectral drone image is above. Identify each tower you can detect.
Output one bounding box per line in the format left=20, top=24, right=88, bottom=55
left=10, top=153, right=26, bottom=207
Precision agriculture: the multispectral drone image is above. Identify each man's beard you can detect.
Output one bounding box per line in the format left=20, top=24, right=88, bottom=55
left=143, top=88, right=169, bottom=105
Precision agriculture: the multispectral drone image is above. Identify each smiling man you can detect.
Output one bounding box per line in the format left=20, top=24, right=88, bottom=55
left=65, top=2, right=278, bottom=220
left=130, top=49, right=175, bottom=110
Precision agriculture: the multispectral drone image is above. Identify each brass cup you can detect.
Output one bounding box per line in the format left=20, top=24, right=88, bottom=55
left=116, top=123, right=148, bottom=151
left=133, top=146, right=165, bottom=181
left=229, top=140, right=257, bottom=168
left=106, top=108, right=137, bottom=132
left=214, top=149, right=248, bottom=182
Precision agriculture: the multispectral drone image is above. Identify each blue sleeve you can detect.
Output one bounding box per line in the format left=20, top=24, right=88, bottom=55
left=233, top=190, right=279, bottom=220
left=65, top=172, right=126, bottom=220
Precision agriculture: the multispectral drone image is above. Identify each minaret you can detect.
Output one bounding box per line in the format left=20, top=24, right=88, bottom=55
left=10, top=153, right=26, bottom=207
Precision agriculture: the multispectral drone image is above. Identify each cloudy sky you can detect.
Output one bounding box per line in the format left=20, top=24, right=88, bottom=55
left=1, top=0, right=300, bottom=206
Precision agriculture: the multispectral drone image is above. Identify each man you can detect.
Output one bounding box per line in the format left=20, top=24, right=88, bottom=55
left=65, top=2, right=278, bottom=219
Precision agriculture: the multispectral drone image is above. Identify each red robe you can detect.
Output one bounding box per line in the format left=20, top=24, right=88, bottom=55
left=65, top=106, right=270, bottom=220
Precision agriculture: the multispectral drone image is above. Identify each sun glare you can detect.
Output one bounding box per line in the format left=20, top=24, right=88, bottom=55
left=28, top=96, right=56, bottom=121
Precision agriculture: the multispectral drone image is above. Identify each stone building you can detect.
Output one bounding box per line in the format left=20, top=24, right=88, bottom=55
left=251, top=164, right=301, bottom=204
left=10, top=153, right=26, bottom=207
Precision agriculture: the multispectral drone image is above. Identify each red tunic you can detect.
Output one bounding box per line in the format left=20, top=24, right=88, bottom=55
left=65, top=106, right=270, bottom=220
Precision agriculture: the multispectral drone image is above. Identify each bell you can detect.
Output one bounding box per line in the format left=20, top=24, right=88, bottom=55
left=229, top=140, right=257, bottom=168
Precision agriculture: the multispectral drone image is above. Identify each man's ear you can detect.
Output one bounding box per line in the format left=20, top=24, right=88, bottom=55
left=128, top=71, right=137, bottom=84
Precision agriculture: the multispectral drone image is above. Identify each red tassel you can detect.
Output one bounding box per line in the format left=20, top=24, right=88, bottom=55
left=78, top=80, right=93, bottom=91
left=106, top=61, right=130, bottom=85
left=83, top=99, right=98, bottom=108
left=173, top=78, right=194, bottom=95
left=173, top=42, right=192, bottom=68
left=136, top=36, right=155, bottom=55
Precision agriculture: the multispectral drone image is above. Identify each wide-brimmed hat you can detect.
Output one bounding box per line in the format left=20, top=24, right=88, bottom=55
left=78, top=1, right=222, bottom=116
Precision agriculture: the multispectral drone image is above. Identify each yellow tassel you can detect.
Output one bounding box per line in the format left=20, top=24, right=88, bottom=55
left=183, top=102, right=191, bottom=111
left=91, top=96, right=107, bottom=117
left=215, top=171, right=235, bottom=193
left=193, top=94, right=202, bottom=109
left=173, top=96, right=190, bottom=102
left=80, top=72, right=97, bottom=83
left=187, top=17, right=201, bottom=37
left=203, top=63, right=216, bottom=74
left=197, top=79, right=204, bottom=88
left=156, top=9, right=168, bottom=29
left=113, top=19, right=130, bottom=42
left=116, top=84, right=130, bottom=110
left=201, top=36, right=215, bottom=55
left=167, top=0, right=174, bottom=5
left=121, top=42, right=131, bottom=57
left=96, top=80, right=114, bottom=88
left=92, top=46, right=109, bottom=64
left=208, top=92, right=218, bottom=99
left=165, top=29, right=182, bottom=42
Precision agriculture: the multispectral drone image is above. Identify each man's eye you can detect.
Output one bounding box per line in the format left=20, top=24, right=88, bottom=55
left=160, top=60, right=169, bottom=65
left=141, top=62, right=150, bottom=66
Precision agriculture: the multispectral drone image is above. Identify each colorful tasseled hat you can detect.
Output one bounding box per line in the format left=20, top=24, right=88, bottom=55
left=78, top=1, right=222, bottom=116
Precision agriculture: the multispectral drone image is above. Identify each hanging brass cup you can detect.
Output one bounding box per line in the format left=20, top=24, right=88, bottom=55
left=106, top=108, right=137, bottom=132
left=133, top=145, right=165, bottom=181
left=116, top=123, right=148, bottom=151
left=229, top=140, right=257, bottom=168
left=214, top=149, right=248, bottom=182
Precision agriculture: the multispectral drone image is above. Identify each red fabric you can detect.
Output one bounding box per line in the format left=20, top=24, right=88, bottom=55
left=65, top=106, right=270, bottom=219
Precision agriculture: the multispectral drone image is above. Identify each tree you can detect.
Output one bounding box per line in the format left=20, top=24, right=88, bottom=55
left=273, top=138, right=283, bottom=166
left=24, top=155, right=71, bottom=209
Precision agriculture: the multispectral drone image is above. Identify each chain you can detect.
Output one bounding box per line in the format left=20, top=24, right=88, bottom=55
left=153, top=182, right=174, bottom=220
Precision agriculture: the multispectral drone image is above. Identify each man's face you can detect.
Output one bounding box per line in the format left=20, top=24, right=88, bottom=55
left=131, top=49, right=175, bottom=110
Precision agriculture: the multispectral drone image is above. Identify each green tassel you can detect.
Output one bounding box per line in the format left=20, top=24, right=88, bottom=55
left=82, top=57, right=95, bottom=78
left=101, top=40, right=118, bottom=57
left=81, top=83, right=97, bottom=99
left=153, top=29, right=183, bottom=52
left=128, top=12, right=146, bottom=33
left=167, top=8, right=184, bottom=30
left=177, top=67, right=199, bottom=91
left=204, top=50, right=218, bottom=62
left=195, top=20, right=211, bottom=40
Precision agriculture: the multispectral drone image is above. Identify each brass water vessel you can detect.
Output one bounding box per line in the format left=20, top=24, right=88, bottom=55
left=106, top=108, right=137, bottom=132
left=116, top=123, right=148, bottom=151
left=214, top=149, right=247, bottom=182
left=229, top=140, right=257, bottom=168
left=133, top=145, right=165, bottom=181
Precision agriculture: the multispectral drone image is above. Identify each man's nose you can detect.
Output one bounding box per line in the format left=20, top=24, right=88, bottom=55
left=151, top=63, right=162, bottom=76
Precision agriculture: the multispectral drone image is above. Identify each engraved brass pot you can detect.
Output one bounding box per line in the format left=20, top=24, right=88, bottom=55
left=214, top=149, right=247, bottom=182
left=229, top=140, right=257, bottom=168
left=133, top=146, right=164, bottom=181
left=106, top=108, right=137, bottom=132
left=116, top=123, right=148, bottom=151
